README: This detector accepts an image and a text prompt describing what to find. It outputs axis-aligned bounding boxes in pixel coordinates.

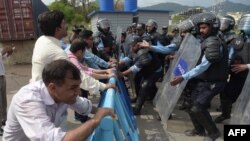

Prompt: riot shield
[153,33,201,125]
[230,72,250,124]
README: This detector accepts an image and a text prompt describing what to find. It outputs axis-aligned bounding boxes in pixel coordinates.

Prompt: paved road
[2,64,226,141]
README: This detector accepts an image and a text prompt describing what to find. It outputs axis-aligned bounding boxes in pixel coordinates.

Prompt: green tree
[48,1,99,27]
[172,15,186,25]
[49,2,74,23]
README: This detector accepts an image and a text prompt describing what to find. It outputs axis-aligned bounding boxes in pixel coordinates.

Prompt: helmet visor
[220,18,231,31]
[99,20,110,29]
[238,15,250,30]
[238,15,250,34]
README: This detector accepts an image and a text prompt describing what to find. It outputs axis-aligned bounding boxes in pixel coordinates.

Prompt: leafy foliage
[171,15,186,25]
[49,2,76,23]
[48,1,99,27]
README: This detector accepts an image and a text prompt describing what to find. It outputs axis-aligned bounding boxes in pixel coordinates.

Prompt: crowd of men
[0,9,249,141]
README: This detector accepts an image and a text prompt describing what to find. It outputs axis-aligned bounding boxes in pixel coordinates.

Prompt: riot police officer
[118,35,162,115]
[161,26,168,36]
[146,19,161,45]
[170,12,228,141]
[93,18,115,62]
[215,14,250,123]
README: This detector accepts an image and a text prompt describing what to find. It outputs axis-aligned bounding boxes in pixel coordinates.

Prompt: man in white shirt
[31,10,114,95]
[0,46,13,136]
[3,59,115,141]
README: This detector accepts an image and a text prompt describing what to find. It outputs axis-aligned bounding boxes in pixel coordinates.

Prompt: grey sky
[41,0,250,7]
[137,0,250,7]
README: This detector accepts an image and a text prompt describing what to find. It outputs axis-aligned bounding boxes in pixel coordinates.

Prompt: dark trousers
[135,70,162,111]
[188,81,225,138]
[219,73,247,117]
[221,74,247,103]
[0,76,7,127]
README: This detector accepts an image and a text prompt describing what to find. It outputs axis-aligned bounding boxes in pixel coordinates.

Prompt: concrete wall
[0,40,35,64]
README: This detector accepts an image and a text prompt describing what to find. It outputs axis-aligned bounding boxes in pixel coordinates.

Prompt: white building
[88,9,170,34]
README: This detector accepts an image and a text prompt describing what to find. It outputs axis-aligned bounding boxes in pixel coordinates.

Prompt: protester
[68,39,114,80]
[0,46,14,136]
[31,10,115,95]
[3,59,115,141]
[78,30,116,69]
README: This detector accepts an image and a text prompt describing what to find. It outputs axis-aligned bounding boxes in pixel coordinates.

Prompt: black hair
[78,30,93,40]
[42,59,81,86]
[38,10,64,36]
[70,39,87,53]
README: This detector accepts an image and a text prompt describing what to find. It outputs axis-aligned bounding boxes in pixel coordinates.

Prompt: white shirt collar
[40,81,56,106]
[43,35,61,48]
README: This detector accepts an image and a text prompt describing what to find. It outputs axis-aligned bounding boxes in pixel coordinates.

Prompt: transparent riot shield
[230,72,250,124]
[153,33,201,125]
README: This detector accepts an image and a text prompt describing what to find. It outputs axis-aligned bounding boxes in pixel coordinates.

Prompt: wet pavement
[2,64,226,141]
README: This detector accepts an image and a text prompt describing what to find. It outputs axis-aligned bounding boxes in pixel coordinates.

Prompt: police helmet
[177,19,195,33]
[132,22,137,27]
[96,18,110,33]
[162,26,168,30]
[192,12,220,34]
[238,14,250,35]
[219,15,235,32]
[146,19,158,29]
[136,23,146,31]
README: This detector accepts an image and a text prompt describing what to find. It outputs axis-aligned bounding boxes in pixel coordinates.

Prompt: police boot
[214,100,232,123]
[146,85,157,101]
[130,97,137,103]
[185,113,206,136]
[133,96,144,115]
[196,111,220,141]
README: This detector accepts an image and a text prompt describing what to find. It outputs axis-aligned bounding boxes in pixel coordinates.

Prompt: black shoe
[203,131,220,141]
[133,107,141,115]
[130,97,137,103]
[184,129,206,136]
[214,115,230,123]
